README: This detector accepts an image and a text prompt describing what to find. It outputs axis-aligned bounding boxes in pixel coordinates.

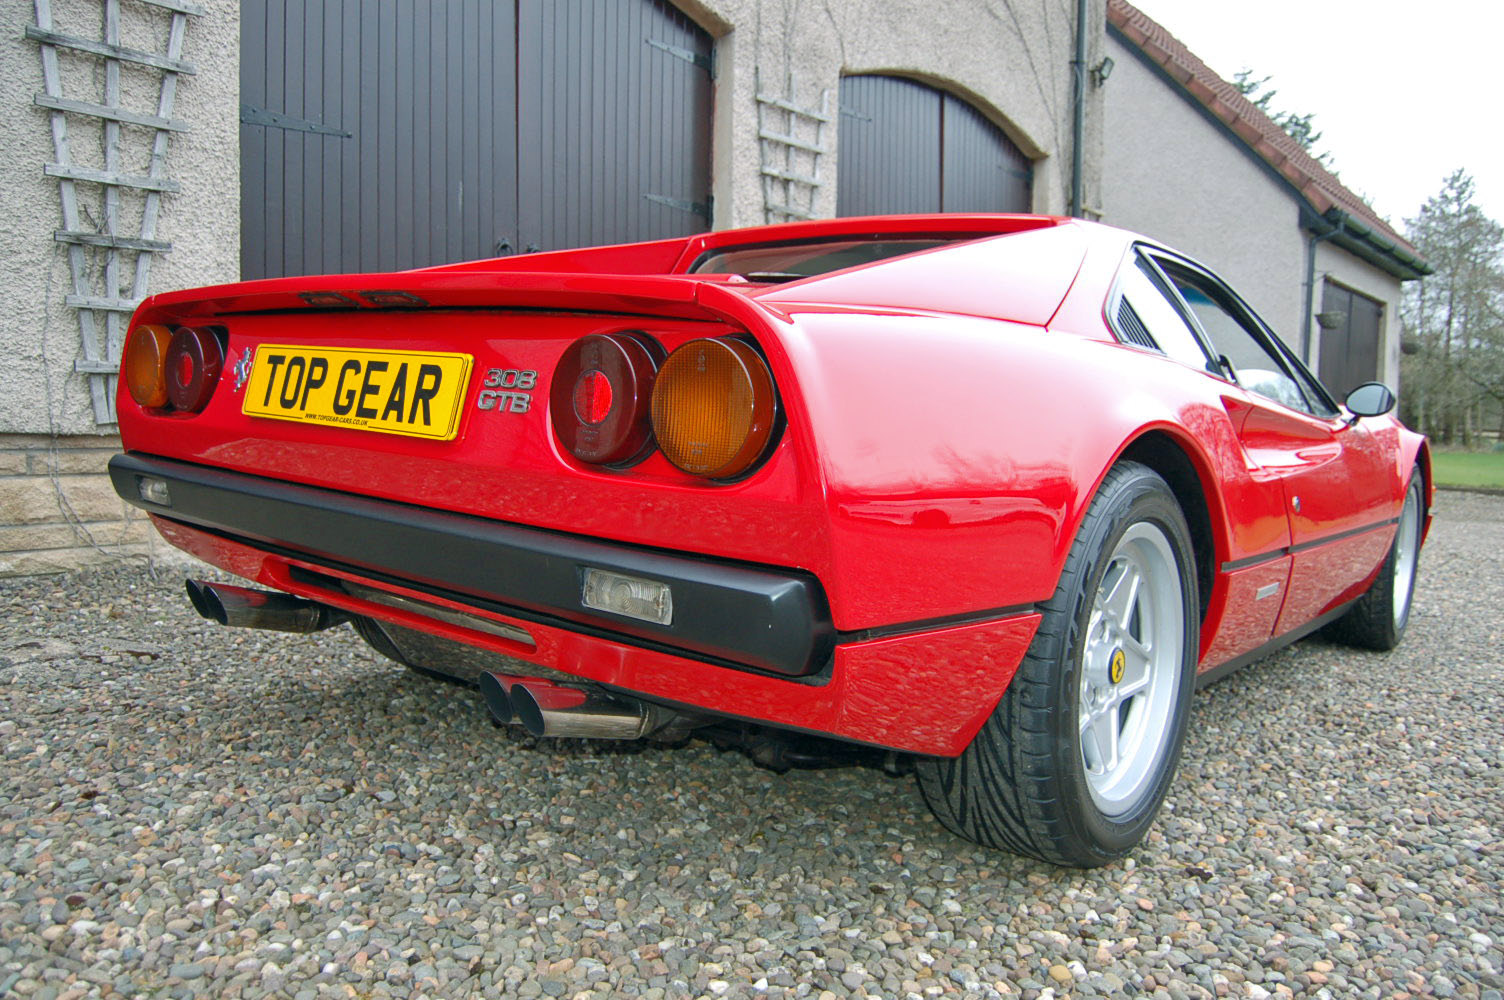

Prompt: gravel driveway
[1,493,1500,1000]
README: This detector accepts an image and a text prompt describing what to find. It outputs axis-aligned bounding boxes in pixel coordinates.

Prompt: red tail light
[124,324,224,413]
[549,333,662,465]
[164,326,224,413]
[573,369,614,426]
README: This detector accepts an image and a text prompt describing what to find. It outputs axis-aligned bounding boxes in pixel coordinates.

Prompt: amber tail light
[549,333,663,465]
[651,338,777,480]
[123,324,173,408]
[124,324,223,413]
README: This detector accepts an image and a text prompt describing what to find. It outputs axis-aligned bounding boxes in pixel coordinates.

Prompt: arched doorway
[837,74,1032,216]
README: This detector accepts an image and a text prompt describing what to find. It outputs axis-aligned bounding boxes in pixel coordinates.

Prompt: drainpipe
[1301,214,1342,364]
[1070,0,1089,217]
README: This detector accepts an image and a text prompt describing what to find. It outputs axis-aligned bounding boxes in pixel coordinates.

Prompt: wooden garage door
[836,75,1032,217]
[241,0,713,279]
[1319,280,1383,398]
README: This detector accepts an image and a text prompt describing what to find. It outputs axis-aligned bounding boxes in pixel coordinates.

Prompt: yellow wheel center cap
[1109,648,1126,685]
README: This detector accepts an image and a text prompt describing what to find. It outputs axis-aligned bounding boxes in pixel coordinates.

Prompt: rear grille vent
[1116,300,1161,352]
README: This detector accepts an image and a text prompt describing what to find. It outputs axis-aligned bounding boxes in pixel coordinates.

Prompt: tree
[1232,69,1329,165]
[1400,170,1504,444]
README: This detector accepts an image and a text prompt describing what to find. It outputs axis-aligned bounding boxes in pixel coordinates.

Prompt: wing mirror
[1343,382,1395,422]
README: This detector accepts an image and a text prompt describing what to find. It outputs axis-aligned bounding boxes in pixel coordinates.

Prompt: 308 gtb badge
[475,368,538,414]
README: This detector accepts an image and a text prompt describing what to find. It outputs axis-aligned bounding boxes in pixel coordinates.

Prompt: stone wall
[1,0,240,577]
[0,433,155,576]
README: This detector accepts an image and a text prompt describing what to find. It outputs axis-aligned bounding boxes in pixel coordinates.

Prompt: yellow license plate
[242,345,474,440]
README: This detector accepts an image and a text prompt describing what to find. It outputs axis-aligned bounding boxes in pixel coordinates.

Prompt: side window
[1113,255,1213,370]
[1155,259,1324,415]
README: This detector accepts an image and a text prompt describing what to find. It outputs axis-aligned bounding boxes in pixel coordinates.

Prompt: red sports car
[111,215,1430,866]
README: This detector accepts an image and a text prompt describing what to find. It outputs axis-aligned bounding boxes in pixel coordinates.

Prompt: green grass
[1430,449,1504,490]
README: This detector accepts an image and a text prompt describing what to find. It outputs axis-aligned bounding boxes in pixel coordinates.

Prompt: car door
[1111,251,1291,669]
[1145,253,1397,637]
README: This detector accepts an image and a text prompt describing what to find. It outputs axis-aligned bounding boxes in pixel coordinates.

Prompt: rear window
[690,238,952,281]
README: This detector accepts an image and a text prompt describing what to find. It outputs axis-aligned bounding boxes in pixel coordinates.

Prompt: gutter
[1300,206,1434,364]
[1300,215,1340,364]
[1070,0,1089,217]
[1322,208,1432,280]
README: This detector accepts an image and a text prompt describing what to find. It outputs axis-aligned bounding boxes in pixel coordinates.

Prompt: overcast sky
[1123,0,1504,233]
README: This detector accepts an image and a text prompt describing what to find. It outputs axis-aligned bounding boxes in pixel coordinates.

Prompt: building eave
[1106,4,1432,281]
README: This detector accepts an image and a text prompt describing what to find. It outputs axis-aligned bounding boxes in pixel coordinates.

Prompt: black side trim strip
[1288,516,1399,556]
[1218,516,1399,574]
[836,603,1037,645]
[110,453,832,677]
[1195,598,1356,689]
[1220,550,1285,573]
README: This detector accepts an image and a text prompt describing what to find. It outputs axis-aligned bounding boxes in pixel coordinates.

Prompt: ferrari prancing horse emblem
[1109,648,1126,685]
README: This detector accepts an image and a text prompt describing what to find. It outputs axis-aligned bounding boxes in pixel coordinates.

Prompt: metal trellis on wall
[26,0,201,425]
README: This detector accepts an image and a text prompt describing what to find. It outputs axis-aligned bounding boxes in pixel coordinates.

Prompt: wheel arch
[1410,435,1435,544]
[1112,429,1224,624]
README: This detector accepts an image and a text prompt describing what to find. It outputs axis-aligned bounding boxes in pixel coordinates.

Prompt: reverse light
[136,476,172,506]
[123,324,174,408]
[164,326,224,413]
[650,338,777,479]
[581,568,673,625]
[550,333,662,465]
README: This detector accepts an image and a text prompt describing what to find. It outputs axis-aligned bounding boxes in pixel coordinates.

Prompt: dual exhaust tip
[480,671,654,740]
[185,579,344,634]
[183,578,654,742]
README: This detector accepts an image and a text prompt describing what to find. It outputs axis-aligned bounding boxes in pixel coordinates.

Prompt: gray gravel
[1,492,1501,1000]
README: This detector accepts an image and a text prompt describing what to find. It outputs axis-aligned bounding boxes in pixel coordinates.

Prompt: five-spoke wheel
[916,461,1199,866]
[1078,522,1186,818]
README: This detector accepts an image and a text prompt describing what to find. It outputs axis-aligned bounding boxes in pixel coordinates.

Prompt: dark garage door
[1319,280,1383,398]
[836,74,1032,217]
[241,0,713,279]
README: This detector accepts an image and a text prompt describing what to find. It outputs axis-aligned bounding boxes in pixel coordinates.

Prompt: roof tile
[1107,0,1416,254]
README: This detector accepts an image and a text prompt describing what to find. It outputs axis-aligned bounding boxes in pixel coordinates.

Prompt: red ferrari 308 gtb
[111,215,1429,866]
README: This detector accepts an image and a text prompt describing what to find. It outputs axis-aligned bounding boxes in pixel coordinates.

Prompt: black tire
[915,461,1200,867]
[1324,470,1424,651]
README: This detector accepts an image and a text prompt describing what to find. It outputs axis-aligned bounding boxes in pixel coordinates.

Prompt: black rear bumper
[109,453,833,677]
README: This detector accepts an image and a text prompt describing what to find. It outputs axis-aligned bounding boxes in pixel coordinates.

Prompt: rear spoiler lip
[128,271,729,327]
[132,214,1076,327]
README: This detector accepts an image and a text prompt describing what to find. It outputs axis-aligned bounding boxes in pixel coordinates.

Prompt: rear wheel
[915,461,1199,866]
[1325,470,1424,651]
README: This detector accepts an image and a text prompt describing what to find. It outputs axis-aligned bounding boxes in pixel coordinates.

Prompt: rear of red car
[111,219,1062,756]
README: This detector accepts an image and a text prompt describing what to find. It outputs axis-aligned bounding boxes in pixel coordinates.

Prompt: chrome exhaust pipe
[479,671,654,740]
[185,580,345,634]
[478,670,515,725]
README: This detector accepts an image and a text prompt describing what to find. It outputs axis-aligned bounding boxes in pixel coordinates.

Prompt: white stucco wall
[1313,243,1404,390]
[684,0,1104,227]
[1099,32,1308,350]
[0,0,241,437]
